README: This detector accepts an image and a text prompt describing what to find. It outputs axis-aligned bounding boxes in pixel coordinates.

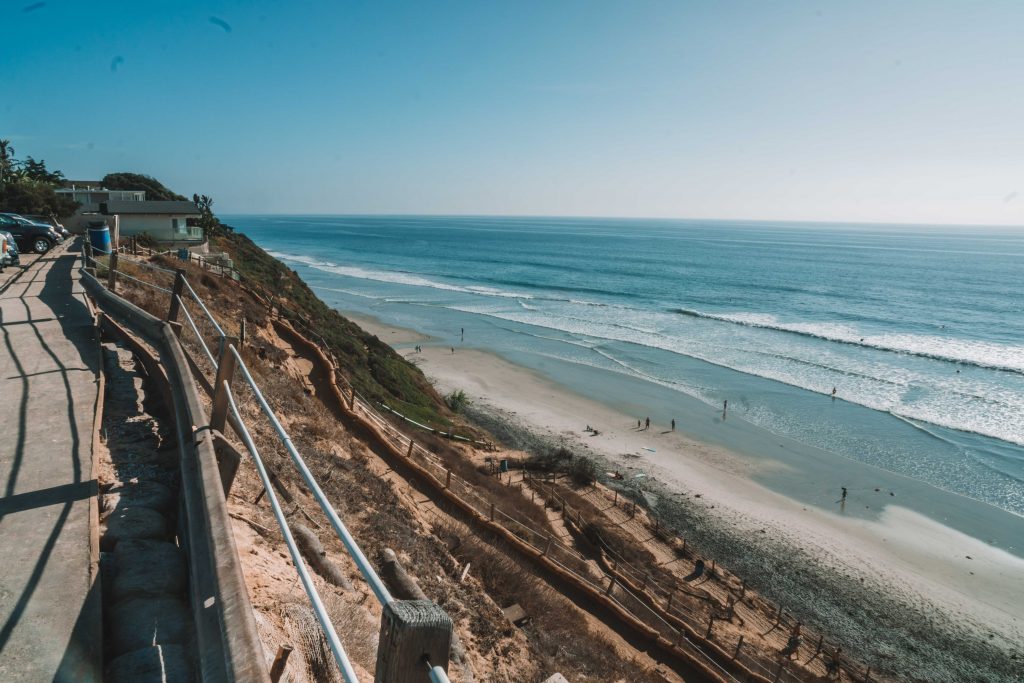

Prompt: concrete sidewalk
[0,244,101,681]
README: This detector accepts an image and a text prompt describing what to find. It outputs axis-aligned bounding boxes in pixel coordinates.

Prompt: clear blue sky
[4,1,1023,224]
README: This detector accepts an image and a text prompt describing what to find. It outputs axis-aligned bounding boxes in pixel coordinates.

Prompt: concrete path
[0,243,101,681]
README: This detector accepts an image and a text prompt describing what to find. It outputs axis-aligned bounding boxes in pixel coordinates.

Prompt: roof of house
[102,200,200,215]
[61,180,105,189]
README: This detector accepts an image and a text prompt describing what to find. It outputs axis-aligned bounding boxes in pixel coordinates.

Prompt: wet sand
[341,310,1024,680]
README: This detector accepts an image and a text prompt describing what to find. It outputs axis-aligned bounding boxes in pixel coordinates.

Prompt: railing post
[705,615,714,639]
[489,503,495,521]
[445,469,452,488]
[349,386,356,409]
[167,269,186,322]
[407,440,414,457]
[107,250,118,293]
[605,576,615,595]
[239,316,246,347]
[209,337,239,432]
[375,600,452,683]
[733,634,744,659]
[268,645,292,682]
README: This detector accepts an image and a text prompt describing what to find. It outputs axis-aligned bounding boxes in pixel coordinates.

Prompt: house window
[172,218,185,234]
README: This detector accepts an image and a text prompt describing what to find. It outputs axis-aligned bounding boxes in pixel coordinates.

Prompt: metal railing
[81,241,452,683]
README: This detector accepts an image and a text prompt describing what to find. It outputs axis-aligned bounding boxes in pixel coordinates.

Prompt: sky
[3,0,1023,225]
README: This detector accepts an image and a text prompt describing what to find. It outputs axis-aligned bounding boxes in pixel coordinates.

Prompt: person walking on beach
[832,386,837,398]
[637,419,641,429]
[451,347,455,354]
[840,487,848,506]
[645,416,650,430]
[723,399,728,414]
[461,327,464,341]
[671,418,675,430]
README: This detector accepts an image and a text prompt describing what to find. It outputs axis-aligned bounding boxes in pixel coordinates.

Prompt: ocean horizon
[225,214,1024,551]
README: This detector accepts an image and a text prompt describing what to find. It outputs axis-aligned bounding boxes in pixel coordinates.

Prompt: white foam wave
[268,251,536,300]
[680,308,1024,374]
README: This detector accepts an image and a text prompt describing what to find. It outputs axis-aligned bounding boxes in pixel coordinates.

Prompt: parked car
[1,230,19,266]
[0,213,63,253]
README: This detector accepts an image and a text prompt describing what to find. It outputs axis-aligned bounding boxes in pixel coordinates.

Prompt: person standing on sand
[451,347,454,354]
[671,418,675,430]
[645,416,650,430]
[723,399,728,413]
[637,419,641,429]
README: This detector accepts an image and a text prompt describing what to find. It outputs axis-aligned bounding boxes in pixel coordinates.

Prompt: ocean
[225,215,1024,539]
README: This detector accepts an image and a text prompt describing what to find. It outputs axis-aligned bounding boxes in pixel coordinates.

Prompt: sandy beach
[348,311,1024,677]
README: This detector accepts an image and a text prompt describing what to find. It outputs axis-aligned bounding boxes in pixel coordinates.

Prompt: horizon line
[216,211,1024,230]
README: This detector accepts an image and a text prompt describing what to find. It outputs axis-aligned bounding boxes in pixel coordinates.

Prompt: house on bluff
[58,181,205,248]
[96,200,204,246]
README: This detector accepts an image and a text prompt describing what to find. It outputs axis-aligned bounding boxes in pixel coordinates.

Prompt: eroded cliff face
[110,254,677,683]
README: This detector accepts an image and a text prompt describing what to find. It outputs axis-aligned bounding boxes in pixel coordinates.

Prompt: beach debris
[502,603,528,626]
[644,447,656,452]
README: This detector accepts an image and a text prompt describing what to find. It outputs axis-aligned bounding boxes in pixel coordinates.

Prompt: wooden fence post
[666,592,674,611]
[705,615,714,639]
[406,440,414,457]
[374,600,452,683]
[630,500,636,519]
[445,469,452,488]
[605,576,616,595]
[489,503,495,521]
[107,250,118,293]
[239,317,246,347]
[167,270,186,322]
[733,635,744,659]
[268,645,292,682]
[349,386,356,409]
[209,337,239,432]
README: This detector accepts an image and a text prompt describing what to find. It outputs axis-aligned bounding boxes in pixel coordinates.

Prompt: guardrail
[81,241,454,683]
[86,241,880,683]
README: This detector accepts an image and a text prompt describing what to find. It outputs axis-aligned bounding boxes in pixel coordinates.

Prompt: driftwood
[292,524,353,590]
[381,548,475,682]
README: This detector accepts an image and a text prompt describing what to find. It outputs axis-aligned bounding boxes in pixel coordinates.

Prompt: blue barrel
[88,226,111,255]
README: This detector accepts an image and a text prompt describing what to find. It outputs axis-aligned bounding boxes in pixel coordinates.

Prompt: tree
[0,178,79,217]
[192,193,231,237]
[0,139,14,185]
[17,156,64,184]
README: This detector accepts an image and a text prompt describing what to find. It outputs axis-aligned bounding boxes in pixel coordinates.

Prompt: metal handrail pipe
[224,384,360,683]
[228,344,395,607]
[182,276,226,338]
[426,663,452,683]
[177,295,218,368]
[122,256,177,275]
[115,270,174,294]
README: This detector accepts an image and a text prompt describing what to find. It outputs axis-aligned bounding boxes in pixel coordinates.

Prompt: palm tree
[0,139,15,185]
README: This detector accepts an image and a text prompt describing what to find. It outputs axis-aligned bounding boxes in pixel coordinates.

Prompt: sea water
[226,215,1024,536]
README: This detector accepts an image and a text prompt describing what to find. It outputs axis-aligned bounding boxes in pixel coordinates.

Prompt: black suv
[0,213,62,254]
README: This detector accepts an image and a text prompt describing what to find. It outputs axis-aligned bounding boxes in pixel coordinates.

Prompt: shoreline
[347,309,1023,680]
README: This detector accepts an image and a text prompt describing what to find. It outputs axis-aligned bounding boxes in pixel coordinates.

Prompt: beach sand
[345,311,1023,677]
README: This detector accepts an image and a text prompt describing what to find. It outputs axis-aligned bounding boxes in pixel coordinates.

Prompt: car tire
[32,237,52,254]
